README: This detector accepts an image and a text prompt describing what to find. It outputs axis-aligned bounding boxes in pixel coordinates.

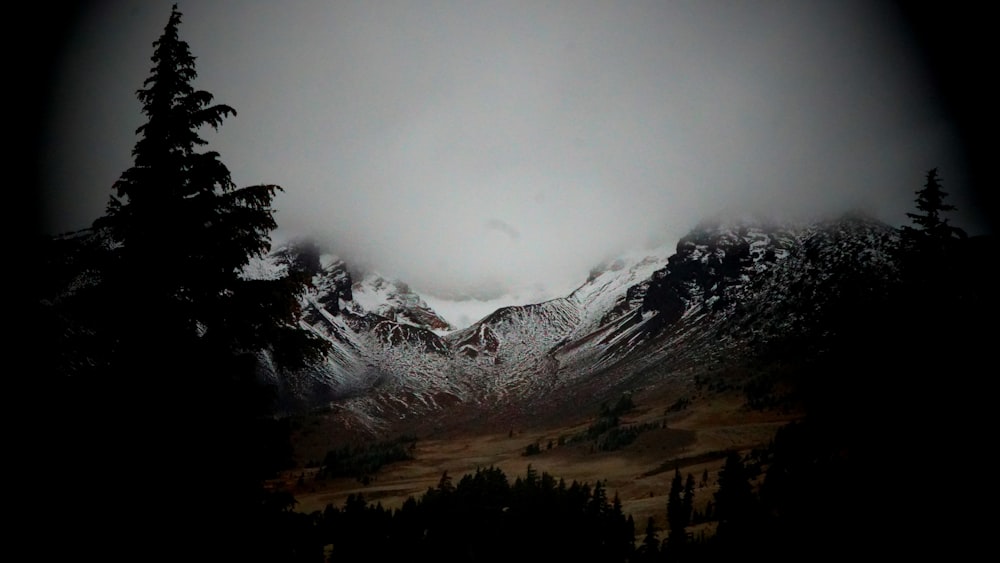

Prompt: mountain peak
[349,272,453,332]
[271,216,903,433]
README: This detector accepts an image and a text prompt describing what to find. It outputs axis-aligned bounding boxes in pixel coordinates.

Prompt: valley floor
[280,388,801,535]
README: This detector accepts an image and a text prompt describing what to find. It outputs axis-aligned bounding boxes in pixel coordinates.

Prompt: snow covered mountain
[271,213,901,433]
[543,214,900,400]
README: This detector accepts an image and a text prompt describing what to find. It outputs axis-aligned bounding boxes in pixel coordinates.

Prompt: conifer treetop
[92,4,325,367]
[902,168,966,250]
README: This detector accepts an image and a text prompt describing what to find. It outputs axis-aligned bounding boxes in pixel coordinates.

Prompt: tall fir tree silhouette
[901,168,966,256]
[94,4,325,368]
[50,6,328,560]
[713,452,758,548]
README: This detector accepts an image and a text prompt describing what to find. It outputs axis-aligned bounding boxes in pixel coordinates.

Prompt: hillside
[271,213,902,437]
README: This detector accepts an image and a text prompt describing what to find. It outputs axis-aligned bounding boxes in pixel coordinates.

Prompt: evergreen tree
[48,6,326,560]
[901,168,966,254]
[437,470,455,494]
[667,468,685,541]
[637,517,660,561]
[714,452,759,548]
[682,472,696,527]
[93,4,325,367]
[666,469,694,550]
[889,172,995,556]
[589,480,608,515]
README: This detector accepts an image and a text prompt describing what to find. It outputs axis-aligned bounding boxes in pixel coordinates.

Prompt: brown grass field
[279,383,802,537]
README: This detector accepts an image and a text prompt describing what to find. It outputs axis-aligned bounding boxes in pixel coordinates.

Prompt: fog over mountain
[39,1,992,301]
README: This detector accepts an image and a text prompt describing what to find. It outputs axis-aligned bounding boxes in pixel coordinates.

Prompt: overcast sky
[38,1,991,302]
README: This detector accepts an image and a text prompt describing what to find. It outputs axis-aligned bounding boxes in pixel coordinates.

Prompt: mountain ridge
[272,213,903,434]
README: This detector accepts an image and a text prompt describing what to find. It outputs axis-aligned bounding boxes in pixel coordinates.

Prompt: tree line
[287,465,636,562]
[315,435,417,484]
[275,418,857,563]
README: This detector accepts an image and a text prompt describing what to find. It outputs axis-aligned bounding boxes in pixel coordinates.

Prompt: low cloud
[41,1,991,303]
[485,219,520,241]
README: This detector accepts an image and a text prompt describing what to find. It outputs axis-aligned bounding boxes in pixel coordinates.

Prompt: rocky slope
[275,213,901,433]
